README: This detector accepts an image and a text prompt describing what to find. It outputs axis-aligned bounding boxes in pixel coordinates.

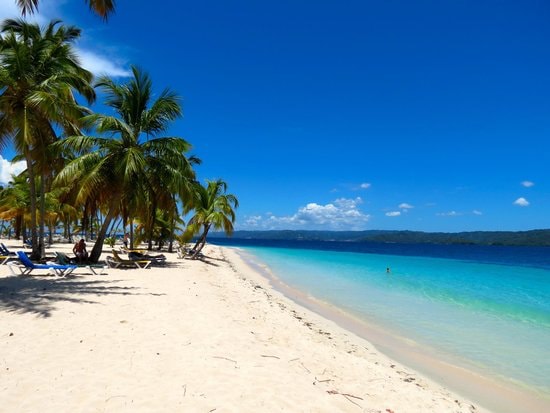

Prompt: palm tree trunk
[89,198,119,263]
[129,218,134,249]
[192,223,211,258]
[147,197,157,250]
[38,173,46,258]
[24,151,39,259]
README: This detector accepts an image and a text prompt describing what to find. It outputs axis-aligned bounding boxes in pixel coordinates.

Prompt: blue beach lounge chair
[0,243,16,256]
[10,251,77,276]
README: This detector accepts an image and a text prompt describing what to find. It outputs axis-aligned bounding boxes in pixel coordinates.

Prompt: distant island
[209,229,550,247]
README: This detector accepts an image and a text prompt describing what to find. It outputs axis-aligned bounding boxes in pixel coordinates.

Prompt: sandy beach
[0,241,492,412]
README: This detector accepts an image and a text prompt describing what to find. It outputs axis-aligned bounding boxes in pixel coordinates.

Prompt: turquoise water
[235,245,550,395]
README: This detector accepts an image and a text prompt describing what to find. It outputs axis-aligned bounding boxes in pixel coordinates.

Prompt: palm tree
[185,179,239,258]
[55,66,196,262]
[0,172,30,240]
[17,0,115,20]
[0,19,95,258]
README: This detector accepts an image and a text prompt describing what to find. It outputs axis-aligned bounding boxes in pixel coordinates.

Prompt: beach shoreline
[233,247,550,413]
[0,241,541,412]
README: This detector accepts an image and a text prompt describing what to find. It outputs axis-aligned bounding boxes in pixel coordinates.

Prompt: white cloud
[472,210,483,215]
[513,197,529,207]
[0,156,26,185]
[436,211,461,217]
[521,181,534,188]
[76,48,131,78]
[240,197,371,230]
[243,215,262,227]
[399,203,414,209]
[359,183,371,189]
[0,0,60,25]
[0,3,130,79]
[385,211,401,217]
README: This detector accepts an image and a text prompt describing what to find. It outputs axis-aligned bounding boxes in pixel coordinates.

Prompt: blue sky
[1,0,548,232]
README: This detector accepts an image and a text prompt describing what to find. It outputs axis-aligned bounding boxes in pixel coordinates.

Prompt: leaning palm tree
[55,66,196,262]
[17,0,115,20]
[0,19,95,258]
[184,179,239,259]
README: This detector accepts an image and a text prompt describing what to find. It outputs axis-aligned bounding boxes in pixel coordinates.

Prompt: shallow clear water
[214,240,550,395]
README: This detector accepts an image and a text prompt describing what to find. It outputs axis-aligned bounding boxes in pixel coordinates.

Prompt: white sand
[0,241,491,412]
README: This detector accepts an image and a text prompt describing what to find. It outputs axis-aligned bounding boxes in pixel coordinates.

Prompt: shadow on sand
[0,276,161,318]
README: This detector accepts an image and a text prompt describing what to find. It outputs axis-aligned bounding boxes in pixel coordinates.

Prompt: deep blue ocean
[211,238,550,396]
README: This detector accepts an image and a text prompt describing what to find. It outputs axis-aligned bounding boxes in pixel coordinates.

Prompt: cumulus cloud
[385,211,401,217]
[472,210,483,215]
[240,197,371,230]
[0,2,130,79]
[513,197,529,207]
[521,181,534,188]
[243,215,263,227]
[76,49,131,78]
[0,156,26,185]
[399,203,414,209]
[359,183,371,189]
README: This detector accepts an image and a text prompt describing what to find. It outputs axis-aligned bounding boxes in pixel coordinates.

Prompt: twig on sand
[300,362,311,373]
[213,356,237,364]
[327,390,364,408]
[260,354,280,359]
[315,378,332,383]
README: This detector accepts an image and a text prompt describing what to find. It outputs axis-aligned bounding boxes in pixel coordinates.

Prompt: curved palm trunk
[89,198,119,263]
[192,223,211,259]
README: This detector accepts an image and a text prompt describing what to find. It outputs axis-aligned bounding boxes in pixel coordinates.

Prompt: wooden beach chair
[0,255,12,265]
[106,250,151,269]
[9,251,77,276]
[127,250,166,265]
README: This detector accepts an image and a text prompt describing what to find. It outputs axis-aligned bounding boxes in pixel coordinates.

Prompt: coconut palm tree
[17,0,115,20]
[0,18,95,258]
[0,172,30,240]
[55,66,196,262]
[185,179,238,259]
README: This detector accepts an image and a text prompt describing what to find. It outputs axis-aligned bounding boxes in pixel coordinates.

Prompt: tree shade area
[0,18,238,262]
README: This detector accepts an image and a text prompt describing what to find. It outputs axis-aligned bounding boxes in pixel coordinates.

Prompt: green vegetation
[210,229,550,247]
[183,180,239,258]
[0,18,238,262]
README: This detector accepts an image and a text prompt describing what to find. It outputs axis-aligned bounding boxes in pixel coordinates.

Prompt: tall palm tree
[0,18,95,258]
[55,66,196,262]
[185,179,239,258]
[17,0,116,20]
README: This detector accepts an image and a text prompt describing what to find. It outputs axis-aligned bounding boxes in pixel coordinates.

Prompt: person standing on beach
[123,233,130,249]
